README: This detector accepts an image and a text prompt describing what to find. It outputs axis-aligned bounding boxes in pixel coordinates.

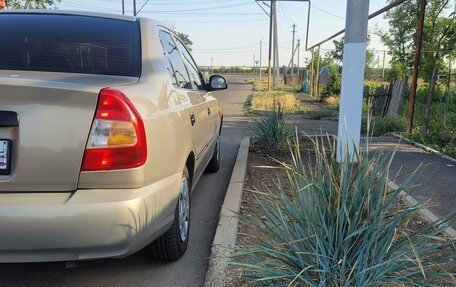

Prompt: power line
[255,1,270,16]
[278,2,293,26]
[139,1,254,13]
[194,43,260,51]
[312,5,345,20]
[170,18,268,23]
[137,0,152,15]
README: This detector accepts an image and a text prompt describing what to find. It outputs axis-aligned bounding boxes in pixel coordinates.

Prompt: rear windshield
[0,14,141,77]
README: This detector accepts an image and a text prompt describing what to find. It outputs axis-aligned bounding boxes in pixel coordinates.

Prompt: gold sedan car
[0,10,226,263]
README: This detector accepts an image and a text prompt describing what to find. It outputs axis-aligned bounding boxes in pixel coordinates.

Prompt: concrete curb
[387,181,456,238]
[204,138,250,287]
[391,132,456,163]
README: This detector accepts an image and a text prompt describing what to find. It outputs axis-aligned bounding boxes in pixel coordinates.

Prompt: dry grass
[246,78,268,91]
[252,91,305,113]
[324,96,340,108]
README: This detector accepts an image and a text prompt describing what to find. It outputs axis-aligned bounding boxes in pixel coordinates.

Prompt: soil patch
[223,140,455,286]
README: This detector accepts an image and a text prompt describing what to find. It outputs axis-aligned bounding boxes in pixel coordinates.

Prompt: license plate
[0,140,11,175]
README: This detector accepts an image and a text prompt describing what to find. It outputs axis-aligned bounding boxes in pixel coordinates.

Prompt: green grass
[362,116,407,136]
[302,110,338,120]
[401,86,456,158]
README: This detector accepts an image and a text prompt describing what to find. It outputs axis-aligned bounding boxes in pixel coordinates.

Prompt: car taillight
[81,88,147,171]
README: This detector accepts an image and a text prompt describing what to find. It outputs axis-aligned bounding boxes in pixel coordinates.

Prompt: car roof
[0,9,158,24]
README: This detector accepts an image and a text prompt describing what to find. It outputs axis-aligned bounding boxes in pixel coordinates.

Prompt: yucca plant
[231,135,456,286]
[253,103,292,151]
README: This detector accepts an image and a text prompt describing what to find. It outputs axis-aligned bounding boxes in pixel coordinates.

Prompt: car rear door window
[158,30,192,89]
[174,39,204,91]
[0,14,140,77]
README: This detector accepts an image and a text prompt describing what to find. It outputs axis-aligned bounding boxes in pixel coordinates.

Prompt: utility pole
[310,48,315,97]
[407,0,426,134]
[381,50,386,81]
[315,45,321,97]
[337,0,370,162]
[258,0,311,89]
[211,57,214,75]
[260,40,263,79]
[297,39,301,77]
[133,0,137,16]
[273,0,280,87]
[291,24,297,76]
[253,54,256,74]
[122,0,125,15]
[267,1,274,91]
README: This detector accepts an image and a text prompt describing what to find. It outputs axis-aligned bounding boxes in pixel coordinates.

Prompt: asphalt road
[0,74,253,287]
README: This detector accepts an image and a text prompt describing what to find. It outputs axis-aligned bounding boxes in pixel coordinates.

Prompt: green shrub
[243,94,255,116]
[302,110,337,120]
[253,104,292,151]
[362,116,407,136]
[231,136,455,286]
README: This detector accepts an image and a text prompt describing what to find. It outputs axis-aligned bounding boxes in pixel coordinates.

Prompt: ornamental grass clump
[253,104,292,151]
[231,136,456,286]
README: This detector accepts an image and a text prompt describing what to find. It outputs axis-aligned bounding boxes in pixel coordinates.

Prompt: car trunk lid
[0,71,138,192]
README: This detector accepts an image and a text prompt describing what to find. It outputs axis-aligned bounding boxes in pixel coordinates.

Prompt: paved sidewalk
[369,137,455,221]
[291,118,454,225]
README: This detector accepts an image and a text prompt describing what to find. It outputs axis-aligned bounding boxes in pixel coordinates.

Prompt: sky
[55,0,393,67]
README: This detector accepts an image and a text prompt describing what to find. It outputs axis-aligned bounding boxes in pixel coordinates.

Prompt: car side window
[158,30,192,89]
[174,38,204,91]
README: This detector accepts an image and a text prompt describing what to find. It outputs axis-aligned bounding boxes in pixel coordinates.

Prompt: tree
[420,1,456,80]
[161,22,194,51]
[7,0,60,9]
[329,37,375,77]
[378,0,455,80]
[176,32,193,51]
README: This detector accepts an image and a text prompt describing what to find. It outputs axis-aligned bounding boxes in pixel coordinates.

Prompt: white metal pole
[291,24,296,76]
[337,0,370,162]
[260,40,263,79]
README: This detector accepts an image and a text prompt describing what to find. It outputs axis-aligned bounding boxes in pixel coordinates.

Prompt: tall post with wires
[297,39,301,78]
[267,1,274,91]
[273,0,280,87]
[260,40,263,79]
[291,24,296,76]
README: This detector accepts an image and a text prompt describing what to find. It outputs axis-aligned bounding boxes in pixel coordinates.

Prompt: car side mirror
[208,75,228,91]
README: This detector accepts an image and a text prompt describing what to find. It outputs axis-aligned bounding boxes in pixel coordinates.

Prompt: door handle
[190,112,196,126]
[207,107,211,116]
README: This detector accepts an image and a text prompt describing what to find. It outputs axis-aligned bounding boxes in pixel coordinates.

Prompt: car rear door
[173,38,216,148]
[158,30,209,159]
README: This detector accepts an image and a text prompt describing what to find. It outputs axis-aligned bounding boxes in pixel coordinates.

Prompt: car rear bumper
[0,172,181,263]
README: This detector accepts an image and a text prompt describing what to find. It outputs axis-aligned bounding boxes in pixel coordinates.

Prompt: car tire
[150,167,190,262]
[205,136,220,173]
